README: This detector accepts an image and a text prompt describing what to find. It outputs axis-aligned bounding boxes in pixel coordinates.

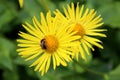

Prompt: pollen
[40,35,59,53]
[73,23,85,37]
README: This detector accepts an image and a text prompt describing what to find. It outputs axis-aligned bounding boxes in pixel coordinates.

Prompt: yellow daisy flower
[55,3,107,60]
[17,11,80,75]
[18,0,23,8]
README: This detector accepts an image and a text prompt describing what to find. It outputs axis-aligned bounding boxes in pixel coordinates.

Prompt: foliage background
[0,0,120,80]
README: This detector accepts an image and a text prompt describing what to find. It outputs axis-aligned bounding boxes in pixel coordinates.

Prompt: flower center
[73,23,85,37]
[40,35,58,53]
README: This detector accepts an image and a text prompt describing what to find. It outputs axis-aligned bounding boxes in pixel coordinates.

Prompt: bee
[40,39,46,49]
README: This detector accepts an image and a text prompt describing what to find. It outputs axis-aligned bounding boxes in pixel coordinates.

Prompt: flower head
[55,3,107,60]
[17,11,80,75]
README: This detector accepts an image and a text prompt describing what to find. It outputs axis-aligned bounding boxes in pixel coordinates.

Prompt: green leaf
[0,1,17,30]
[36,70,61,80]
[3,70,19,80]
[86,0,120,28]
[108,65,120,80]
[22,0,43,22]
[40,0,56,11]
[0,37,15,70]
[98,2,120,28]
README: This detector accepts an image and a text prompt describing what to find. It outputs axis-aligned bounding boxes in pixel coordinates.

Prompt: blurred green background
[0,0,120,80]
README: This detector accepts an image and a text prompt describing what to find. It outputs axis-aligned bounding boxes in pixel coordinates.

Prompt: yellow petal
[25,50,43,61]
[57,49,72,62]
[46,54,51,72]
[30,53,46,67]
[56,52,67,66]
[19,0,23,8]
[84,36,103,49]
[18,32,40,42]
[79,45,86,60]
[33,16,47,35]
[82,42,90,55]
[52,54,57,70]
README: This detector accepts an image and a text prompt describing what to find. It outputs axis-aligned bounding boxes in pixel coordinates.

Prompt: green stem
[35,0,49,11]
[35,0,49,12]
[41,0,49,11]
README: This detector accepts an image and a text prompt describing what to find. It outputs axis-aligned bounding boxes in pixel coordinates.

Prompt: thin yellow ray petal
[56,31,66,40]
[17,39,39,44]
[46,11,52,26]
[35,53,48,70]
[52,16,57,33]
[57,52,67,66]
[25,51,42,61]
[90,16,102,26]
[83,9,96,26]
[88,23,104,29]
[92,42,103,49]
[39,60,46,72]
[40,13,49,33]
[60,36,80,44]
[18,48,40,56]
[86,9,96,21]
[34,60,43,71]
[56,24,69,38]
[73,46,80,60]
[84,36,102,43]
[82,42,90,55]
[71,46,79,61]
[25,22,37,30]
[57,48,72,62]
[63,7,70,19]
[18,43,39,48]
[60,42,78,48]
[19,0,23,8]
[75,51,79,61]
[22,24,41,39]
[79,5,84,18]
[58,48,71,55]
[86,17,103,29]
[55,52,67,66]
[82,8,89,19]
[79,45,86,60]
[17,47,39,53]
[67,4,72,19]
[59,31,78,42]
[17,46,40,52]
[39,54,50,72]
[41,69,45,76]
[71,3,75,20]
[55,9,68,23]
[54,10,68,35]
[33,16,47,35]
[84,36,103,49]
[81,39,93,49]
[52,53,57,70]
[18,32,40,42]
[46,11,53,33]
[25,22,43,37]
[92,16,103,24]
[32,18,42,32]
[54,53,60,66]
[66,24,77,34]
[76,3,80,21]
[86,32,107,37]
[88,29,107,32]
[82,9,92,23]
[30,53,46,67]
[46,54,51,72]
